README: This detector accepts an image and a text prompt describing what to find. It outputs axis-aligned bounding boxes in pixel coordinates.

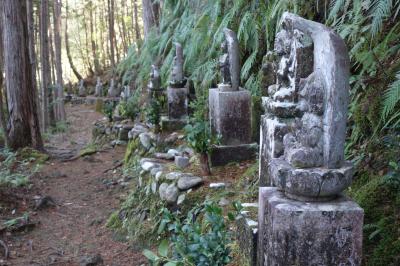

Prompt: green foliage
[328,0,400,145]
[347,133,400,265]
[144,200,234,266]
[102,101,116,122]
[107,155,166,245]
[49,121,69,134]
[117,0,324,98]
[118,92,141,121]
[0,148,45,187]
[184,86,217,155]
[146,98,162,127]
[184,122,215,155]
[382,72,400,127]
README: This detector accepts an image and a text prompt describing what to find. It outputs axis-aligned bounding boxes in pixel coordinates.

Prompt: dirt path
[2,104,146,266]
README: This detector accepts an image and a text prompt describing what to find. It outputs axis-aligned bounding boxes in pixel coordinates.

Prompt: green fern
[370,0,394,37]
[382,72,400,121]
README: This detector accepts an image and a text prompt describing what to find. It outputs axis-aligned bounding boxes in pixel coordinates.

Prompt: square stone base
[161,116,188,132]
[209,88,252,145]
[258,187,363,266]
[167,87,189,119]
[210,143,258,167]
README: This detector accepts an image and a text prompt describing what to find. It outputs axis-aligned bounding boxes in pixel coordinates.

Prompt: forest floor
[0,104,146,266]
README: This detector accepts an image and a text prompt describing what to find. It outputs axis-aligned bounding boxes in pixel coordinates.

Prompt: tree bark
[2,0,43,150]
[0,2,9,147]
[133,0,142,45]
[40,0,53,128]
[65,0,83,82]
[89,0,100,75]
[53,0,65,121]
[142,0,159,39]
[27,0,43,135]
[108,0,116,69]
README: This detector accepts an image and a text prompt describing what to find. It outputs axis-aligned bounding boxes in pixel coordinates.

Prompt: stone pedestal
[161,116,187,131]
[167,87,188,120]
[258,187,364,266]
[210,143,258,167]
[236,215,258,266]
[160,86,189,131]
[209,87,256,166]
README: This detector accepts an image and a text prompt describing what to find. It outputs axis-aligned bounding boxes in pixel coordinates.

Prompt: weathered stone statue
[218,28,240,91]
[121,85,131,101]
[257,12,363,266]
[108,78,118,97]
[148,64,161,91]
[78,79,86,97]
[162,43,189,131]
[94,77,103,97]
[170,42,185,87]
[208,28,257,166]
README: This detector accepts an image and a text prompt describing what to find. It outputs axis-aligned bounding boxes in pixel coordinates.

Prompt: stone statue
[78,79,86,97]
[170,42,185,87]
[121,85,131,100]
[108,78,118,97]
[94,77,103,97]
[148,64,161,91]
[219,28,240,91]
[263,12,353,200]
[257,13,363,266]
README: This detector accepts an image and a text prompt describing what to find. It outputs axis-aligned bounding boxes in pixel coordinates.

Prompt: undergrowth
[0,148,48,187]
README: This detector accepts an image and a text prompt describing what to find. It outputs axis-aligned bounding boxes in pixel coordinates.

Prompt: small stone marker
[208,28,257,166]
[78,79,86,97]
[107,78,118,97]
[257,12,364,266]
[175,156,189,168]
[162,42,189,131]
[94,77,102,97]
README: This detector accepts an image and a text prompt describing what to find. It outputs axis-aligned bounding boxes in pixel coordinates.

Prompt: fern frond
[370,0,393,37]
[382,71,400,120]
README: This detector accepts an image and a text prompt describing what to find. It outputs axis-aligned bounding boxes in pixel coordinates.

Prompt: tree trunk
[40,0,53,128]
[142,0,159,39]
[0,3,9,147]
[199,153,211,176]
[53,0,65,121]
[27,0,44,136]
[89,0,100,74]
[133,0,142,45]
[108,0,116,69]
[65,0,83,82]
[2,0,43,150]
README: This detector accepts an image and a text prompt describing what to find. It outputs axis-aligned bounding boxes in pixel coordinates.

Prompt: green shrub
[103,101,116,122]
[118,92,141,121]
[144,201,234,266]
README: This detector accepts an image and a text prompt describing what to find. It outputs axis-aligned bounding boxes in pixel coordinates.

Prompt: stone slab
[161,116,188,132]
[258,187,363,266]
[209,88,252,145]
[167,87,188,120]
[236,215,258,266]
[210,143,258,167]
